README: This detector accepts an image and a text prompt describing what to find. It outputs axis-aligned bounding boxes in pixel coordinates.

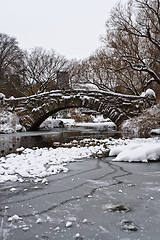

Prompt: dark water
[0,125,150,157]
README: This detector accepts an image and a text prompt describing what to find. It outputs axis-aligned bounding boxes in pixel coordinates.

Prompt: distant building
[57,71,69,90]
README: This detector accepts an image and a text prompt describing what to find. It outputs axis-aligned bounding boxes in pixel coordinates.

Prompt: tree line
[0,0,160,98]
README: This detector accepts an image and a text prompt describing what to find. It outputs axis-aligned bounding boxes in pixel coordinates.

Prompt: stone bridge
[0,89,155,131]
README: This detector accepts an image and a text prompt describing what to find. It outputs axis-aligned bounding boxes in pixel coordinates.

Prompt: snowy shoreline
[0,137,160,183]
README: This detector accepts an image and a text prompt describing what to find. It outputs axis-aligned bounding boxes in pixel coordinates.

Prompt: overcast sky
[0,0,124,60]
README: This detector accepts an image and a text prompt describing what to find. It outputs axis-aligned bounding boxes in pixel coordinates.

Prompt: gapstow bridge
[0,89,155,131]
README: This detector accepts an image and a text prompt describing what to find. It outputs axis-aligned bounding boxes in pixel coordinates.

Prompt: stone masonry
[0,90,155,131]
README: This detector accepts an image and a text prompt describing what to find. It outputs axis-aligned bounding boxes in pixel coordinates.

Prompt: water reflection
[0,126,150,157]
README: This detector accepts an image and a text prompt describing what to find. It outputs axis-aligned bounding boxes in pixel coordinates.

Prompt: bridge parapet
[0,90,155,131]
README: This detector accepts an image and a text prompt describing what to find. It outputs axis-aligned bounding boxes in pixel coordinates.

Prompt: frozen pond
[1,156,160,240]
[0,124,160,239]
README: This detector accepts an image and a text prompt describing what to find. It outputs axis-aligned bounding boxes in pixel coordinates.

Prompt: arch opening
[30,105,112,131]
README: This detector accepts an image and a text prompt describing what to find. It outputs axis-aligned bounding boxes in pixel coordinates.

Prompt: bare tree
[24,47,68,95]
[68,48,146,95]
[102,0,160,92]
[69,49,119,92]
[0,33,25,97]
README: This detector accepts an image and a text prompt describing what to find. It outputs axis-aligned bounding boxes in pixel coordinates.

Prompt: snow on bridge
[0,89,155,131]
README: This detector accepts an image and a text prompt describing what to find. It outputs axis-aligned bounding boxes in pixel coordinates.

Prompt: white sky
[0,0,124,60]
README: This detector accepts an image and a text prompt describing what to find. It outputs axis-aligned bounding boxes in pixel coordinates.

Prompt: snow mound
[110,143,160,162]
[75,121,116,130]
[150,129,160,135]
[121,102,160,134]
[0,144,107,183]
[0,110,25,134]
[0,137,160,183]
[40,118,64,129]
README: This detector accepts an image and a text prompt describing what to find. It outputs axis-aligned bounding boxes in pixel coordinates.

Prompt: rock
[120,220,138,232]
[65,221,72,228]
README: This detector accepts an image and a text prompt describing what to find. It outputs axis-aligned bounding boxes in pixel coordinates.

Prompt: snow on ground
[110,142,160,162]
[74,121,116,129]
[0,111,115,133]
[109,137,160,163]
[40,115,116,130]
[40,118,64,129]
[39,117,75,129]
[75,115,116,129]
[0,110,25,134]
[121,102,160,134]
[0,137,160,183]
[0,143,106,183]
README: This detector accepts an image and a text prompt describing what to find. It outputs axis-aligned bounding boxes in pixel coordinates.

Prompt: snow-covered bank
[121,102,160,134]
[0,110,25,134]
[0,143,107,183]
[110,142,160,162]
[0,137,160,183]
[74,121,116,130]
[40,119,65,129]
[0,111,116,133]
[40,116,116,130]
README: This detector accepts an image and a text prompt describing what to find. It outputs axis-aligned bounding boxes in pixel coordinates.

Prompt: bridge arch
[22,95,117,130]
[2,89,154,131]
